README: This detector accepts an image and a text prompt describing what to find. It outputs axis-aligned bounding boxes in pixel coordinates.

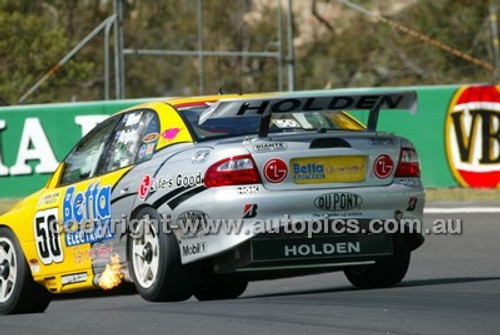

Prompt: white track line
[424,207,500,214]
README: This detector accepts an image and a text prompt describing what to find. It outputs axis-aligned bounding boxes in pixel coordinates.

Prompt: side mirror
[46,163,65,189]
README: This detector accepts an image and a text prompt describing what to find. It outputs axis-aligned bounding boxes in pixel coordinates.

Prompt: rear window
[179,107,365,141]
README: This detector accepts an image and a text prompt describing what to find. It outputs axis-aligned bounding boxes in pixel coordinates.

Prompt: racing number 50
[34,208,64,265]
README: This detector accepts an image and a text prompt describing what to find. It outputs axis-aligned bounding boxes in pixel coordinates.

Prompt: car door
[32,109,160,292]
[93,109,161,273]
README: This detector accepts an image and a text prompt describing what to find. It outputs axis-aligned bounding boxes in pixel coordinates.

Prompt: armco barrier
[0,84,497,197]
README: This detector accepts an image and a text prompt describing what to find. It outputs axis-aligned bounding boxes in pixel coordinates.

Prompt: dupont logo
[446,85,500,187]
[314,192,363,211]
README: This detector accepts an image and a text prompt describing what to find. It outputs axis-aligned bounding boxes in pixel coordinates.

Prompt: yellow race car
[0,91,424,314]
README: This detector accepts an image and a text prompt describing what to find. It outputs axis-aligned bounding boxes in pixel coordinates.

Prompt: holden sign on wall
[446,85,500,188]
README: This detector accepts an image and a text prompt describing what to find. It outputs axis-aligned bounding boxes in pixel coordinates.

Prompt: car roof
[162,93,276,107]
[115,93,276,115]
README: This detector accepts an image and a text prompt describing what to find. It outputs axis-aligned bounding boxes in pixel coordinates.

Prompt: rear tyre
[344,236,410,289]
[128,207,196,302]
[0,227,51,314]
[194,276,248,301]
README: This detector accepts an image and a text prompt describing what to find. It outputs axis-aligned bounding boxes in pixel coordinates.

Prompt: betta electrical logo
[63,182,114,246]
[446,85,500,188]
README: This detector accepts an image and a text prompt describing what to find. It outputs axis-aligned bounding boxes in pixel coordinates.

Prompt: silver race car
[0,91,424,313]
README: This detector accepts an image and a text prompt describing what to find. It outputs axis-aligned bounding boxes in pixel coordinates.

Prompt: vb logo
[446,85,500,187]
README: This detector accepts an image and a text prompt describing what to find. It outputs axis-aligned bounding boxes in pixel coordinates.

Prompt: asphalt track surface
[1,202,499,334]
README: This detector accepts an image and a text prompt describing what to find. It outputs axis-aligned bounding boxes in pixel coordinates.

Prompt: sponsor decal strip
[61,273,88,286]
[201,94,416,120]
[237,185,260,194]
[254,142,287,152]
[182,242,208,256]
[251,234,393,262]
[148,172,204,206]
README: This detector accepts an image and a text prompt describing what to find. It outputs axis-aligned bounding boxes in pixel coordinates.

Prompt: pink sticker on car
[162,128,181,141]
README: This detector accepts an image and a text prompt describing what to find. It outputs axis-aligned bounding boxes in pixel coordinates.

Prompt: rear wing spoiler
[199,91,418,136]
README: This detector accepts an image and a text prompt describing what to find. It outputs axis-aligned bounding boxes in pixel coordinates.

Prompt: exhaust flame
[98,253,124,290]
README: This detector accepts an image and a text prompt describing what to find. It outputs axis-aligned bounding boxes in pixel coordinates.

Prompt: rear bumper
[210,231,423,279]
[168,180,424,264]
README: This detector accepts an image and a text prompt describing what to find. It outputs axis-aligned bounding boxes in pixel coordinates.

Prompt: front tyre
[0,227,51,314]
[128,207,195,302]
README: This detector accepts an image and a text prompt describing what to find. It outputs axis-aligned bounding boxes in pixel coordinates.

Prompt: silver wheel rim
[0,237,17,303]
[132,215,160,289]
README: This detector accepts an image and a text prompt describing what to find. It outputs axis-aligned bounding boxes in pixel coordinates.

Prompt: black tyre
[127,207,196,302]
[194,276,248,301]
[344,242,410,289]
[0,227,51,314]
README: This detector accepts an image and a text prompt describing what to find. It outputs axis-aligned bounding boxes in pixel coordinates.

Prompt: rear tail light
[204,154,261,187]
[395,147,420,177]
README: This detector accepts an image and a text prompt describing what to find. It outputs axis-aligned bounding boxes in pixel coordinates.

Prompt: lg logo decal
[263,158,288,183]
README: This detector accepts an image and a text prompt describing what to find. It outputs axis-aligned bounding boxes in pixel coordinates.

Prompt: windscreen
[179,106,365,141]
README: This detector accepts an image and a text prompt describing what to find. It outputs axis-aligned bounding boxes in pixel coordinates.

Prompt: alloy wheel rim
[132,215,160,289]
[0,238,17,303]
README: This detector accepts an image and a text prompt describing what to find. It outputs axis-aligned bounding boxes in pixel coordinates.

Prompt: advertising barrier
[0,84,496,197]
[0,99,148,197]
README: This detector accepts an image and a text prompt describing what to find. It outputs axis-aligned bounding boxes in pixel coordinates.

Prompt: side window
[60,116,120,186]
[100,110,160,174]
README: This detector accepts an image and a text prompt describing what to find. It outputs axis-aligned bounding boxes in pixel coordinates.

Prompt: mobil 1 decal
[446,85,500,187]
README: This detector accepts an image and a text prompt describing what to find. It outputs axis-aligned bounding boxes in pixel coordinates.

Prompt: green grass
[1,188,499,215]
